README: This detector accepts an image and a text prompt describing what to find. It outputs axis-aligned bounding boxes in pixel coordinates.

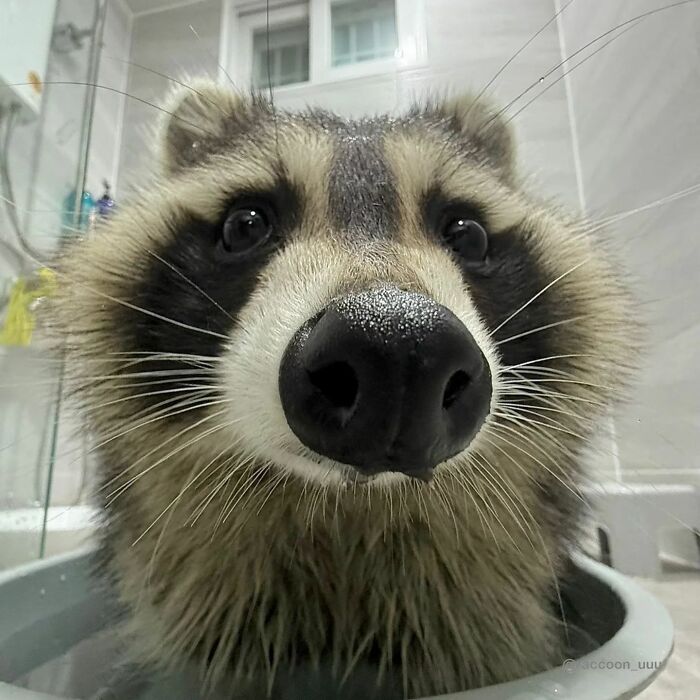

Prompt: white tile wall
[560,0,700,484]
[85,0,134,198]
[117,0,222,191]
[421,0,580,206]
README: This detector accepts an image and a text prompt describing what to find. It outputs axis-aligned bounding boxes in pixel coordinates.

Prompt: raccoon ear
[159,80,249,173]
[439,95,516,178]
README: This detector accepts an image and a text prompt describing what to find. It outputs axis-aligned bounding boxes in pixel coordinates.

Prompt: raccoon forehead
[318,115,521,239]
[158,83,520,226]
[159,116,522,242]
[382,130,526,234]
[156,124,333,222]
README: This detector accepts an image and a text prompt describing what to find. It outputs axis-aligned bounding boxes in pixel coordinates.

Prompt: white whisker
[496,316,587,346]
[491,260,588,336]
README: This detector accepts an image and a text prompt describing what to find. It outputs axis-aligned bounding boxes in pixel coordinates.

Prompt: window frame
[220,0,427,93]
[251,20,311,89]
[221,2,311,89]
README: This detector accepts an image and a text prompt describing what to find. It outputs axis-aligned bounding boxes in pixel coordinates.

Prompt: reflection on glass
[332,0,397,66]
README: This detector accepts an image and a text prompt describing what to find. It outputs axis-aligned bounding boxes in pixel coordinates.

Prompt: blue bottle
[62,189,94,233]
[96,180,116,219]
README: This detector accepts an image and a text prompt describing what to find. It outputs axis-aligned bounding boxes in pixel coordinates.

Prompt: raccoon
[52,81,634,698]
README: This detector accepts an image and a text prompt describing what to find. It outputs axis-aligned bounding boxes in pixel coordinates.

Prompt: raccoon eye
[220,205,273,256]
[441,218,489,263]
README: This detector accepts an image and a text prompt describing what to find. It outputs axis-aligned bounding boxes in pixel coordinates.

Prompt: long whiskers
[484,0,699,131]
[146,250,235,322]
[495,315,587,346]
[7,80,220,138]
[104,412,234,505]
[467,0,577,114]
[492,260,588,336]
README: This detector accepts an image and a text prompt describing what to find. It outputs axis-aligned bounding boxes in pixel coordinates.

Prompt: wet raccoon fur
[51,80,635,698]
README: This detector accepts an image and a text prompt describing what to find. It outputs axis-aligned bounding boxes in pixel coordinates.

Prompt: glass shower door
[0,0,104,570]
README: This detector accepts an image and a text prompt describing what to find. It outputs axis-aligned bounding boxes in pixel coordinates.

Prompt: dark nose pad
[278,286,492,479]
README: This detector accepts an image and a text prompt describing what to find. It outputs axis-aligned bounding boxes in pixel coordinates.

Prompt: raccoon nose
[278,286,492,479]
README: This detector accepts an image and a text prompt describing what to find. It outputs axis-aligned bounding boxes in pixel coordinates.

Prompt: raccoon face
[56,80,632,497]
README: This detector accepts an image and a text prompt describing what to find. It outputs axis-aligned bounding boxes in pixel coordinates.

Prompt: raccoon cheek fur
[50,80,637,698]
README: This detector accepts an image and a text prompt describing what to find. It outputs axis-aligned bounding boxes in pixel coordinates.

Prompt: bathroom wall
[117,0,222,192]
[22,0,122,257]
[560,0,700,485]
[421,0,580,206]
[85,0,134,198]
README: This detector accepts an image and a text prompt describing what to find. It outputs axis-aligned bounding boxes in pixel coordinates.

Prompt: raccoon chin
[273,444,422,489]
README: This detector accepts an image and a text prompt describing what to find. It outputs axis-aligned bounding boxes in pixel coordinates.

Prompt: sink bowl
[0,548,672,699]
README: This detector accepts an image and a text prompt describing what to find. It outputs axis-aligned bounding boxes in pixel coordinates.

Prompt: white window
[252,22,310,88]
[222,1,311,90]
[331,0,397,67]
[220,0,426,91]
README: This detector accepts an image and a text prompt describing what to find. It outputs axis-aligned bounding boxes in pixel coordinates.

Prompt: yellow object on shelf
[0,268,57,347]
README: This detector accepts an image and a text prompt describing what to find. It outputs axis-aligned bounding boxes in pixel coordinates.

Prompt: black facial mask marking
[118,181,300,410]
[424,190,569,371]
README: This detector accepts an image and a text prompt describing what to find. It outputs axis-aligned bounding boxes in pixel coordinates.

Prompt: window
[331,0,397,67]
[222,1,311,91]
[252,22,310,89]
[221,0,426,91]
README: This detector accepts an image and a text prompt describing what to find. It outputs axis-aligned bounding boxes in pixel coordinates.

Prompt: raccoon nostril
[308,362,359,410]
[442,370,471,409]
